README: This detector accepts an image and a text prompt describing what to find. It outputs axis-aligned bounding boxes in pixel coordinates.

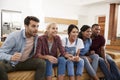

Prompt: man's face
[25,20,39,37]
[92,26,101,36]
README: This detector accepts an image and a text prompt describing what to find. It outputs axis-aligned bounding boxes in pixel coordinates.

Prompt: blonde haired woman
[34,23,72,80]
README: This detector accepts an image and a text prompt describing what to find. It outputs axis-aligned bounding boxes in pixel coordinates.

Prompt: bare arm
[100,46,110,70]
[100,46,106,60]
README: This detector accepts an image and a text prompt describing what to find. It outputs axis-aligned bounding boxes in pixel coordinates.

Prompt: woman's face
[82,28,92,38]
[47,24,58,37]
[69,28,79,41]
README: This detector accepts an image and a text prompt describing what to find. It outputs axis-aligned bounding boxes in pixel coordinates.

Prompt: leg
[57,57,66,80]
[90,54,99,72]
[66,60,75,80]
[76,59,84,76]
[106,54,120,80]
[82,57,99,80]
[45,60,53,80]
[0,61,14,80]
[76,76,81,80]
[99,57,113,80]
[15,58,46,80]
[75,59,84,80]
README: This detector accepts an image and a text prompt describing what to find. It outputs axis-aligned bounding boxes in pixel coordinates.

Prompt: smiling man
[0,16,46,80]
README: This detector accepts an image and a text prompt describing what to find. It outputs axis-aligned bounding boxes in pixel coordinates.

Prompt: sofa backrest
[0,42,3,47]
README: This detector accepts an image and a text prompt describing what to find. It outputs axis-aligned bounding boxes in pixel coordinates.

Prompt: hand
[10,52,22,61]
[67,56,74,61]
[105,59,110,70]
[87,56,93,62]
[47,55,58,64]
[73,56,80,62]
[65,53,74,61]
[65,53,73,59]
[90,50,95,55]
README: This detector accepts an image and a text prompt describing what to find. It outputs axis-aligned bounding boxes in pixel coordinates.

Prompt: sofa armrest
[106,50,120,60]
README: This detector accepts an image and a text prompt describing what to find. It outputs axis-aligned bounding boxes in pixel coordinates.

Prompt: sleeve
[61,38,66,47]
[0,33,16,61]
[100,36,105,46]
[76,38,84,51]
[90,38,92,46]
[57,36,65,56]
[34,37,42,57]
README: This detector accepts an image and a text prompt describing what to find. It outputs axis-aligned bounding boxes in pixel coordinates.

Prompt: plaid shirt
[35,35,65,58]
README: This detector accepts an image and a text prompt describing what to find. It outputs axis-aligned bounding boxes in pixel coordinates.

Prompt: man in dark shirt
[90,24,120,80]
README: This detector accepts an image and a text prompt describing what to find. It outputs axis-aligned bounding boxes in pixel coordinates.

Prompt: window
[117,5,120,37]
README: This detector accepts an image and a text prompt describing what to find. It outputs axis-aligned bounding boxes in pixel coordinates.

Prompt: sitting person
[78,25,99,80]
[0,16,46,80]
[34,23,72,80]
[90,24,120,80]
[62,24,84,80]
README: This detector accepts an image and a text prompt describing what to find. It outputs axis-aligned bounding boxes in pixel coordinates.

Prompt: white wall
[0,0,32,30]
[0,0,84,37]
[0,0,111,43]
[42,0,85,19]
[117,5,120,37]
[78,3,110,44]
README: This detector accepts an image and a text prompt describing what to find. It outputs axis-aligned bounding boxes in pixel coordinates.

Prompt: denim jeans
[99,54,120,80]
[45,57,66,76]
[0,58,46,80]
[89,54,99,72]
[66,59,84,76]
[81,54,99,77]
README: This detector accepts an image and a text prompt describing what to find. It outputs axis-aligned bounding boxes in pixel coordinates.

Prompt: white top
[62,37,84,53]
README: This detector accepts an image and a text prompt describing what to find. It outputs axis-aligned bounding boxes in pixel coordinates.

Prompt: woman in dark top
[35,23,73,80]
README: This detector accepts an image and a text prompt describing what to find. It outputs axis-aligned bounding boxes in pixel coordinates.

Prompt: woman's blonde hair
[44,22,57,34]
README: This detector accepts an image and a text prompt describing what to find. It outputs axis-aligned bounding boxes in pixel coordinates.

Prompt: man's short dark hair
[92,24,99,28]
[24,16,39,26]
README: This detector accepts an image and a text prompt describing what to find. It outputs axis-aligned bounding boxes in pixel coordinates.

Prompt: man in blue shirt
[0,16,46,80]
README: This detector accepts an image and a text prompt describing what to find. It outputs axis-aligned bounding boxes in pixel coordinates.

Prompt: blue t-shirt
[80,38,92,56]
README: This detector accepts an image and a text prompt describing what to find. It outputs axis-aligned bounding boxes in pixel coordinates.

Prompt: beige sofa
[8,50,120,80]
[0,42,120,80]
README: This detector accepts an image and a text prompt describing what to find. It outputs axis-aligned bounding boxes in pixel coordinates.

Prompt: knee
[37,59,46,70]
[82,57,88,63]
[94,54,99,60]
[66,60,73,64]
[107,59,115,64]
[0,63,6,71]
[66,60,74,67]
[58,57,66,64]
[80,59,84,63]
[78,59,84,66]
[99,58,106,65]
[99,58,104,62]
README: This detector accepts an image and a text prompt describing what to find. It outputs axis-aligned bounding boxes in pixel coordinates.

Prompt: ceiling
[50,0,120,6]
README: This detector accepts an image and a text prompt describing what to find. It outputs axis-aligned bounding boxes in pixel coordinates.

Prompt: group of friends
[0,16,120,80]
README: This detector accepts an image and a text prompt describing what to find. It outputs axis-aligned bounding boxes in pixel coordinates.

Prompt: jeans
[66,59,84,76]
[0,58,46,80]
[81,54,99,77]
[89,54,99,72]
[45,57,66,76]
[99,54,120,80]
